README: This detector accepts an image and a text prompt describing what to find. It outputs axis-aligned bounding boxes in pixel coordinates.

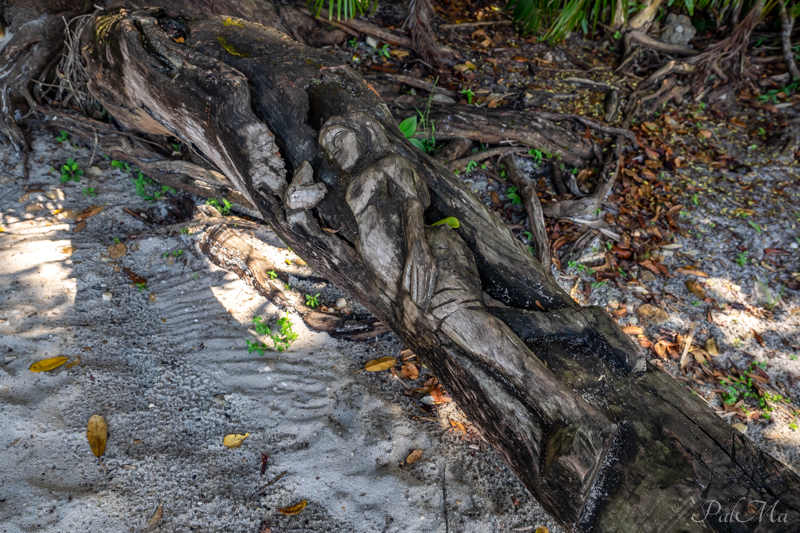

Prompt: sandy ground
[0,134,562,532]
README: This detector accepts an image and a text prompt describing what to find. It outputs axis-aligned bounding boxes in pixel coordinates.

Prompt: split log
[2,6,800,531]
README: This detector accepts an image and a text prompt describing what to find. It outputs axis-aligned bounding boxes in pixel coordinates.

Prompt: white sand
[0,134,560,532]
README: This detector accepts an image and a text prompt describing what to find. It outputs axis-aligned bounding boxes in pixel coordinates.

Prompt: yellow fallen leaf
[535,527,550,533]
[364,356,396,372]
[147,501,163,528]
[87,414,108,457]
[278,500,307,515]
[675,268,709,277]
[77,205,104,222]
[0,226,4,232]
[406,449,423,463]
[705,338,718,357]
[223,433,249,448]
[731,423,747,434]
[29,356,69,372]
[65,355,81,369]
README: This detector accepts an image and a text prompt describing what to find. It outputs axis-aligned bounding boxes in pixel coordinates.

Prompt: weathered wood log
[501,153,551,269]
[3,6,800,531]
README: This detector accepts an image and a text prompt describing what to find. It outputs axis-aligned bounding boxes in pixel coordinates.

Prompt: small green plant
[376,44,390,58]
[732,337,743,348]
[528,148,544,165]
[60,158,83,183]
[692,299,701,307]
[506,186,522,205]
[247,313,299,354]
[171,143,181,152]
[605,241,613,250]
[591,281,607,289]
[113,237,121,244]
[757,127,766,136]
[691,193,699,205]
[719,361,787,419]
[82,187,96,197]
[135,282,147,292]
[790,420,798,431]
[524,231,533,241]
[55,131,69,143]
[111,160,132,172]
[284,282,292,290]
[735,251,749,267]
[790,355,798,361]
[348,37,358,47]
[748,221,762,235]
[161,249,184,259]
[268,270,278,280]
[207,198,233,216]
[460,88,475,104]
[305,293,321,308]
[465,160,478,173]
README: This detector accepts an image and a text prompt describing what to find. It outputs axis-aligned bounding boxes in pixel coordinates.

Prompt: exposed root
[777,0,800,79]
[501,154,551,271]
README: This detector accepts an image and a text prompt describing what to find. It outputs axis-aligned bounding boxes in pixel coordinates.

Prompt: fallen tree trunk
[3,7,800,531]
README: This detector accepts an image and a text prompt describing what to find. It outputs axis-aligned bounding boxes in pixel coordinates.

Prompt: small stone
[365,36,379,48]
[4,355,17,364]
[636,303,669,326]
[335,298,347,309]
[640,271,656,283]
[44,189,66,201]
[25,203,44,213]
[431,94,456,104]
[102,292,113,301]
[148,293,157,303]
[88,166,103,177]
[293,258,307,266]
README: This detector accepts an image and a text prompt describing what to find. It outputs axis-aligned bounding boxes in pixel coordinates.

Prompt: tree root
[541,138,624,218]
[200,224,389,341]
[501,154,551,270]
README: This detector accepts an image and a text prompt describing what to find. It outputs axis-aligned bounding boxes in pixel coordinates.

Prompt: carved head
[319,111,390,173]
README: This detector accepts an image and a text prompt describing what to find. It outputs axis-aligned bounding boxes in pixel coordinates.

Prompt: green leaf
[408,138,426,151]
[398,116,418,138]
[431,216,460,229]
[685,0,694,15]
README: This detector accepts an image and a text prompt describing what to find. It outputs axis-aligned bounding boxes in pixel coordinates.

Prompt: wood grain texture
[77,9,800,532]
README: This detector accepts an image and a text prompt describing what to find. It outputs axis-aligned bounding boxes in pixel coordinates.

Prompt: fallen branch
[535,111,638,145]
[501,154,551,269]
[448,146,524,172]
[300,7,412,48]
[439,20,512,30]
[381,73,458,98]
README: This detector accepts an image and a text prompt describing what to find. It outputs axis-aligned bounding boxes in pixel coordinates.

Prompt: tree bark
[778,0,800,80]
[3,6,800,532]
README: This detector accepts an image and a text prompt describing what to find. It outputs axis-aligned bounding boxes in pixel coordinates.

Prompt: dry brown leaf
[752,329,765,347]
[364,356,396,372]
[389,49,410,59]
[675,267,709,277]
[147,502,163,529]
[705,338,719,356]
[73,221,87,233]
[29,356,69,372]
[450,419,466,435]
[62,246,76,255]
[77,205,104,222]
[223,433,249,449]
[278,500,307,515]
[685,280,707,300]
[622,326,644,335]
[108,242,127,259]
[87,414,108,457]
[400,362,419,380]
[698,129,713,138]
[406,449,423,463]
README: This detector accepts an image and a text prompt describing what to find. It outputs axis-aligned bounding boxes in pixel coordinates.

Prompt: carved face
[321,125,361,172]
[319,112,390,174]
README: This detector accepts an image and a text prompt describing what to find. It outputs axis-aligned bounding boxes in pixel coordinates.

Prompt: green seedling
[735,251,749,267]
[348,37,358,47]
[465,161,478,173]
[135,282,147,292]
[247,313,299,354]
[111,160,132,172]
[268,270,278,280]
[82,187,96,197]
[691,193,699,205]
[305,293,321,308]
[591,281,607,289]
[506,186,522,205]
[719,361,788,419]
[207,198,233,216]
[460,88,475,104]
[113,237,121,244]
[748,221,762,235]
[161,249,184,259]
[524,231,533,241]
[60,158,83,183]
[55,131,69,143]
[171,143,181,152]
[179,227,190,235]
[377,44,390,58]
[431,217,460,229]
